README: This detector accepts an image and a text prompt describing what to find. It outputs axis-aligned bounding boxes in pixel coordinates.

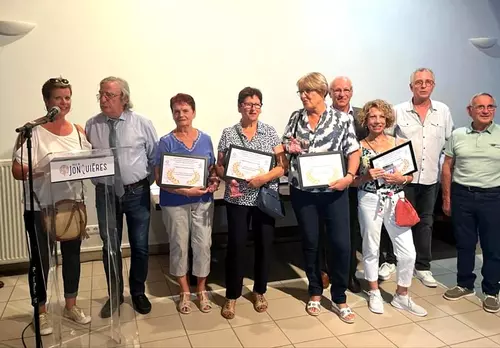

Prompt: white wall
[1,0,499,247]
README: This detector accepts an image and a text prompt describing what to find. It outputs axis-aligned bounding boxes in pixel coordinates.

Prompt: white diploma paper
[298,153,345,188]
[225,147,273,180]
[160,154,207,187]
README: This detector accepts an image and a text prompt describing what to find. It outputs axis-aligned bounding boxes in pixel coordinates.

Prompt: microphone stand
[16,119,53,348]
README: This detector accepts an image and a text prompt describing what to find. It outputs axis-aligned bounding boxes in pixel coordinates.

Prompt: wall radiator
[0,159,29,264]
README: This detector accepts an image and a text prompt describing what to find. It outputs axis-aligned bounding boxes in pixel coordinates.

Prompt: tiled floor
[0,254,498,347]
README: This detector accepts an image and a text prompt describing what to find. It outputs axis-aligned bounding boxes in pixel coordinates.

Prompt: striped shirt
[282,105,359,193]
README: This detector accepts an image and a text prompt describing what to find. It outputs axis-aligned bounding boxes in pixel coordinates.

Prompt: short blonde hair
[358,99,395,128]
[296,72,328,98]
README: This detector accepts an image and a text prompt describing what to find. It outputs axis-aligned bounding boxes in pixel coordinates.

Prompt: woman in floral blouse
[215,87,288,319]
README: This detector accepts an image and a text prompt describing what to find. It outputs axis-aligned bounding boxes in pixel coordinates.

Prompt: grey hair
[100,76,133,110]
[409,68,435,84]
[469,92,496,106]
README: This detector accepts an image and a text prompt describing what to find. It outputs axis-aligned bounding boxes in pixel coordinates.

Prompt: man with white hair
[86,76,158,317]
[393,68,454,288]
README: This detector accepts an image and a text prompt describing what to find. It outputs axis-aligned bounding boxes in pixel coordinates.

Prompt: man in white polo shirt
[393,68,454,288]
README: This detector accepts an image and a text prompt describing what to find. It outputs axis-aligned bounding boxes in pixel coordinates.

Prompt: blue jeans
[95,180,150,297]
[290,186,350,304]
[451,183,500,296]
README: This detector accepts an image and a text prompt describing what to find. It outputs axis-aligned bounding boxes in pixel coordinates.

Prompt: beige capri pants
[161,201,214,278]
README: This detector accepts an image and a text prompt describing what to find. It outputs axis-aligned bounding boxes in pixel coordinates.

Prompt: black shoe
[348,277,361,293]
[132,294,152,315]
[100,295,124,319]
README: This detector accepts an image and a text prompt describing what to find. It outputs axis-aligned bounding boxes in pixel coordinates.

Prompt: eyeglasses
[297,89,318,96]
[413,79,435,87]
[331,88,352,95]
[96,91,121,100]
[471,104,497,112]
[241,102,262,109]
[49,78,70,85]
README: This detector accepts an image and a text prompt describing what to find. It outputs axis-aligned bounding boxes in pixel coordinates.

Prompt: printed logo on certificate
[369,140,418,188]
[159,153,208,188]
[223,145,273,181]
[297,151,346,189]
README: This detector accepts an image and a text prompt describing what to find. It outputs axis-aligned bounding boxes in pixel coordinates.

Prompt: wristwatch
[347,171,357,180]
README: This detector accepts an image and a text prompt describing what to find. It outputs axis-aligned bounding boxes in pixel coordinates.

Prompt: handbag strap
[289,112,302,161]
[292,113,301,138]
[233,125,248,148]
[74,124,85,203]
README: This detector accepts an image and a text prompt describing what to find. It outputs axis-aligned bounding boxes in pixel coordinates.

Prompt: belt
[362,187,403,195]
[97,177,149,190]
[453,183,500,193]
[123,178,149,191]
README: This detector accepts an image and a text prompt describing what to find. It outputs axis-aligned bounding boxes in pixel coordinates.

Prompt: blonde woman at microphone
[11,77,92,335]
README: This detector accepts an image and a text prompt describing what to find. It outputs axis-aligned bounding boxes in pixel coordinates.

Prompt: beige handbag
[42,199,88,241]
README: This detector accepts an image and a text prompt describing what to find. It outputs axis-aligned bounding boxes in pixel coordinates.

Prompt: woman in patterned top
[215,87,288,319]
[282,72,360,323]
[353,99,427,316]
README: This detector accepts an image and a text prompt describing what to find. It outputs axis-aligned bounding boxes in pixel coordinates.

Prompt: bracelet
[347,171,356,180]
[402,176,408,185]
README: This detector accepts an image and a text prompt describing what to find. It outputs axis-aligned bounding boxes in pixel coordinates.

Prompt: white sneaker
[391,293,427,317]
[34,312,53,336]
[63,305,91,325]
[368,289,384,314]
[414,270,437,288]
[378,262,396,281]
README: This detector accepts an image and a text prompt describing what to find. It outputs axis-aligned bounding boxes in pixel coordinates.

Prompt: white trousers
[358,190,416,287]
[161,201,214,278]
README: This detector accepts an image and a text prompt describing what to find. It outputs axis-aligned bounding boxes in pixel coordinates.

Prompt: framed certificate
[223,145,274,181]
[369,140,417,188]
[297,151,346,189]
[159,153,208,188]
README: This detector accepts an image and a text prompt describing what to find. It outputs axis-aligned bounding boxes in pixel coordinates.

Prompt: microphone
[15,106,61,133]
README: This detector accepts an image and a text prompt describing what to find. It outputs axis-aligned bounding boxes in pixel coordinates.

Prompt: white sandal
[178,292,192,315]
[332,303,355,324]
[306,300,322,316]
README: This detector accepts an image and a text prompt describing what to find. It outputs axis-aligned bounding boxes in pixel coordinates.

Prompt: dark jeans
[225,203,275,299]
[348,187,362,278]
[321,188,396,276]
[96,180,151,297]
[451,183,500,296]
[291,186,350,304]
[24,211,82,307]
[404,183,439,271]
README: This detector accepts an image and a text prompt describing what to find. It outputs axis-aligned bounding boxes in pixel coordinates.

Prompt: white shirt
[393,99,454,185]
[14,124,92,210]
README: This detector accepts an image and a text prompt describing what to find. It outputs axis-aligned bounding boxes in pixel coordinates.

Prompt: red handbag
[395,197,420,227]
